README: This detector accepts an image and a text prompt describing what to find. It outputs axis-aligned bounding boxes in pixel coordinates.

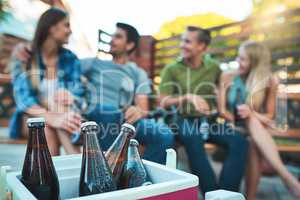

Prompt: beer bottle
[20,118,60,200]
[120,139,148,189]
[105,123,135,185]
[199,117,209,141]
[234,88,244,127]
[79,121,117,196]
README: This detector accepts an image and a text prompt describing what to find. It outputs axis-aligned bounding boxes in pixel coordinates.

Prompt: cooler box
[2,154,199,200]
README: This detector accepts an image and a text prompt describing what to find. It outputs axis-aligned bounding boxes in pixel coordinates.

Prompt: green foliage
[0,0,9,21]
[253,0,300,15]
[154,13,234,40]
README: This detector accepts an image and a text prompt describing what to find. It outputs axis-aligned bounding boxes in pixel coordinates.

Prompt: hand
[12,43,31,63]
[124,106,146,124]
[54,89,75,106]
[185,94,210,115]
[45,111,81,134]
[237,104,252,119]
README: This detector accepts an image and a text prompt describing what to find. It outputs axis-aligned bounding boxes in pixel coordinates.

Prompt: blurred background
[0,0,300,199]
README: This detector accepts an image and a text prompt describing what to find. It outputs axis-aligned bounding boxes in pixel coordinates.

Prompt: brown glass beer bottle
[120,139,149,189]
[105,123,135,185]
[79,121,117,196]
[234,88,244,127]
[20,118,60,200]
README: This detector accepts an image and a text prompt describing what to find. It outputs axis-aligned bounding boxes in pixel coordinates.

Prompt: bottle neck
[236,89,243,105]
[83,132,100,151]
[114,129,133,150]
[128,145,140,161]
[28,127,48,146]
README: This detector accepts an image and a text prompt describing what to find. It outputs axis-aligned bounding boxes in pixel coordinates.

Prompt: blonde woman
[218,41,300,199]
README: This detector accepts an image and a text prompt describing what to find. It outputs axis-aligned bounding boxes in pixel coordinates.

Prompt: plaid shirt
[9,48,85,138]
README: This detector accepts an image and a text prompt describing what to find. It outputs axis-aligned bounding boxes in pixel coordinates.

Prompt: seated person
[10,8,84,156]
[218,40,300,199]
[80,23,174,165]
[158,26,249,195]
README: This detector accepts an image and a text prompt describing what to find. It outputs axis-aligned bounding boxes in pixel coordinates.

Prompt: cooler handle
[0,166,13,200]
[165,148,177,169]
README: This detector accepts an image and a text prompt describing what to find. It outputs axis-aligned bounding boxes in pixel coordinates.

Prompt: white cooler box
[1,154,199,200]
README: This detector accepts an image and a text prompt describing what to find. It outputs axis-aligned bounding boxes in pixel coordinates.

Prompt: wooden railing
[153,8,300,78]
[0,68,14,127]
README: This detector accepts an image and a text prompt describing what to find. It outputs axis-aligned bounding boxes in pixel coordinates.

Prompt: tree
[154,13,234,40]
[0,0,9,21]
[252,0,300,15]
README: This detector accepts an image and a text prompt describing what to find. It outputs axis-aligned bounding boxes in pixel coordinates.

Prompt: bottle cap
[130,139,139,146]
[27,117,45,127]
[121,123,136,132]
[80,121,98,129]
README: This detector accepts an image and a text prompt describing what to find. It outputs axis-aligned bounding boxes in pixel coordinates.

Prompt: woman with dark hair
[218,41,300,199]
[9,8,85,156]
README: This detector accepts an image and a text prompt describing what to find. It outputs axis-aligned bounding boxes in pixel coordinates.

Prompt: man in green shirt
[158,26,249,195]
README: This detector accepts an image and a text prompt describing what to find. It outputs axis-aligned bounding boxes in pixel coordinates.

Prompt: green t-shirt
[159,55,221,117]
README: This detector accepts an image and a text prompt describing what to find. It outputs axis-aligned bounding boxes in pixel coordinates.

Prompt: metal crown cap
[26,117,45,124]
[122,123,136,132]
[80,121,98,129]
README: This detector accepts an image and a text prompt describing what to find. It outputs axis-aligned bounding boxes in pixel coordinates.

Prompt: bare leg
[245,139,262,200]
[56,130,80,155]
[22,115,60,156]
[45,126,61,156]
[247,116,300,197]
[48,101,80,155]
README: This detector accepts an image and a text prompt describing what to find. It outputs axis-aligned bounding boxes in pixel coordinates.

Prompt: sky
[65,0,253,54]
[7,0,253,57]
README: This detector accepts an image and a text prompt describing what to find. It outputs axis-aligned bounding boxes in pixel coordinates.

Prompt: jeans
[176,117,249,194]
[85,104,174,164]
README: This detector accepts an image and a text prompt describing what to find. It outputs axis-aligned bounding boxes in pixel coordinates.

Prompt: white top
[39,78,58,99]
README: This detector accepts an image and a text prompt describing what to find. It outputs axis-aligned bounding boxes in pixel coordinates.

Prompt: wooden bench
[0,137,27,144]
[272,129,300,153]
[0,72,299,154]
[205,129,300,154]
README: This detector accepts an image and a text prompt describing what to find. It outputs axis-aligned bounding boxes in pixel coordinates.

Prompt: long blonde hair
[240,41,272,110]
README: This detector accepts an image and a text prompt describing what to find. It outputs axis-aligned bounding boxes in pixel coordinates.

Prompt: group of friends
[8,8,300,199]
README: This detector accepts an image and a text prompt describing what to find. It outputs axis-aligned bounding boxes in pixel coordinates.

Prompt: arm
[135,94,149,116]
[217,72,235,121]
[237,76,278,127]
[9,44,42,115]
[124,67,151,124]
[10,58,42,114]
[251,76,278,125]
[158,66,210,113]
[158,94,187,109]
[157,65,186,108]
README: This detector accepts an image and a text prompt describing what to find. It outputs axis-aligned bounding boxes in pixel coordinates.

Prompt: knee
[154,122,175,147]
[158,124,174,147]
[229,134,249,154]
[44,127,57,140]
